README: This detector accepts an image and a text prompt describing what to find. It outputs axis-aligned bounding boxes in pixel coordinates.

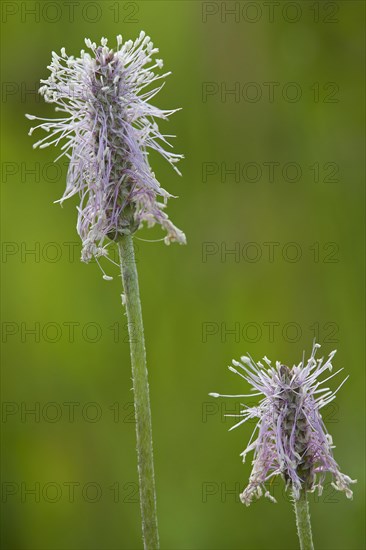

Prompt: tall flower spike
[210,343,356,506]
[26,33,186,265]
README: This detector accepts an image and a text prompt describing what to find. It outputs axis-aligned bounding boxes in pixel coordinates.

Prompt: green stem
[293,490,314,550]
[118,234,159,550]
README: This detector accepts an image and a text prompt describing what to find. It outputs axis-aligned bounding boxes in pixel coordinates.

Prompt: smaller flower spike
[210,343,356,505]
[26,34,186,265]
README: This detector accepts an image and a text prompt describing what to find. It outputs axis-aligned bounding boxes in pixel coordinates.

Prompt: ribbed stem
[118,235,159,550]
[293,489,314,550]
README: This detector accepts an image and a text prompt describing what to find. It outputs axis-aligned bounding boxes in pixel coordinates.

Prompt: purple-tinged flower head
[26,33,186,267]
[210,343,356,506]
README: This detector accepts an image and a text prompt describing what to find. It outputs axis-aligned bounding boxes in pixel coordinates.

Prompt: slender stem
[293,490,314,550]
[118,234,159,550]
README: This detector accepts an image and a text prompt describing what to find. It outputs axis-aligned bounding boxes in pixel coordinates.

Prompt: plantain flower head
[26,33,186,265]
[210,343,356,505]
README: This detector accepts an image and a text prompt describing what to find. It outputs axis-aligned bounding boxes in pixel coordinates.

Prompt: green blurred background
[1,1,365,549]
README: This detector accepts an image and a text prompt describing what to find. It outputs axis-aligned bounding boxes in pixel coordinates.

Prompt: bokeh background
[1,1,365,549]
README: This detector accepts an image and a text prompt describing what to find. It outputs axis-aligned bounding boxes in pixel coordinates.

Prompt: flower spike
[26,35,186,265]
[210,342,356,505]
